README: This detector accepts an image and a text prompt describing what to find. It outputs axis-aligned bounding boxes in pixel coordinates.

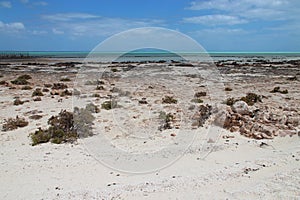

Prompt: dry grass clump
[30,105,96,145]
[29,115,43,120]
[60,89,72,97]
[11,74,32,85]
[13,98,24,105]
[162,96,177,104]
[2,116,28,131]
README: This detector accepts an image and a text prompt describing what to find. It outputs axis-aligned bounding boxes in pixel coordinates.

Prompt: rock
[232,101,250,115]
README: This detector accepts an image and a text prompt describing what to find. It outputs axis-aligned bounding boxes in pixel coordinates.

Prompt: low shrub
[270,86,288,94]
[11,74,31,85]
[2,116,28,131]
[14,98,24,105]
[60,77,71,82]
[240,93,261,106]
[101,100,118,110]
[191,98,203,103]
[162,96,177,104]
[194,92,207,97]
[30,106,95,146]
[225,87,233,91]
[32,88,43,97]
[21,85,32,90]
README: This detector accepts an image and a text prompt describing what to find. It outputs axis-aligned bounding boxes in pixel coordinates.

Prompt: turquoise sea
[1,51,300,62]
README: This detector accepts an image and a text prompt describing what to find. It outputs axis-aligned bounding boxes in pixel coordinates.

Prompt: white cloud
[0,21,25,32]
[0,1,11,8]
[42,13,164,37]
[183,15,247,26]
[31,30,47,35]
[42,13,100,21]
[33,1,47,6]
[52,28,64,34]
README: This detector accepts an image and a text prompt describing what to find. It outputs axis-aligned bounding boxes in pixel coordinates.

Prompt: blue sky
[0,0,299,52]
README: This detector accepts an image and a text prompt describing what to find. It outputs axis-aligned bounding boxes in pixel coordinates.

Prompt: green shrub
[30,107,95,146]
[60,77,71,82]
[162,96,177,104]
[11,75,31,85]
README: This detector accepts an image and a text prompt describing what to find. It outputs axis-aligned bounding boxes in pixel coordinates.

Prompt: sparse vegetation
[44,83,52,88]
[29,115,43,120]
[2,116,28,131]
[14,98,24,105]
[85,103,100,113]
[30,106,95,146]
[60,77,71,82]
[158,111,175,130]
[224,97,237,106]
[225,87,233,91]
[101,100,118,110]
[32,88,43,97]
[33,97,42,101]
[60,89,72,97]
[0,80,8,85]
[240,93,261,106]
[52,83,68,90]
[21,85,32,90]
[191,98,203,103]
[194,92,207,97]
[96,85,105,90]
[162,96,177,104]
[11,74,32,85]
[270,86,288,94]
[92,93,100,98]
[138,98,148,104]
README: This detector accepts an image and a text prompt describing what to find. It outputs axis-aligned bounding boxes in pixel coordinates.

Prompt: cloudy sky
[0,0,299,51]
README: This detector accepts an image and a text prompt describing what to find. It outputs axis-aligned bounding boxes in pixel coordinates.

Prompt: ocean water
[1,51,300,62]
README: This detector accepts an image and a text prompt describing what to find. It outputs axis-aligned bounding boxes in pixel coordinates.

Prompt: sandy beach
[0,57,299,199]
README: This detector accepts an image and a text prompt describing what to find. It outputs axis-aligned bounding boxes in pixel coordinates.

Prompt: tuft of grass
[96,85,105,90]
[2,116,28,131]
[162,96,177,104]
[52,83,68,90]
[29,115,43,120]
[224,97,237,106]
[33,97,42,101]
[158,111,175,130]
[32,88,43,97]
[60,89,72,97]
[85,103,100,113]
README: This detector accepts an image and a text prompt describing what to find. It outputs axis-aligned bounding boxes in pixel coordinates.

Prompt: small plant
[162,96,177,104]
[270,87,288,94]
[32,88,43,97]
[52,83,68,90]
[111,68,118,72]
[21,85,32,90]
[42,88,49,92]
[225,87,233,91]
[96,85,105,90]
[13,98,24,105]
[194,92,207,97]
[0,80,8,85]
[2,116,28,131]
[159,111,175,130]
[33,97,42,101]
[60,89,72,97]
[191,98,203,103]
[60,77,71,82]
[240,93,261,106]
[138,98,148,104]
[101,100,118,110]
[11,74,31,85]
[224,97,236,106]
[44,83,52,88]
[85,103,100,113]
[92,93,100,98]
[29,115,43,120]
